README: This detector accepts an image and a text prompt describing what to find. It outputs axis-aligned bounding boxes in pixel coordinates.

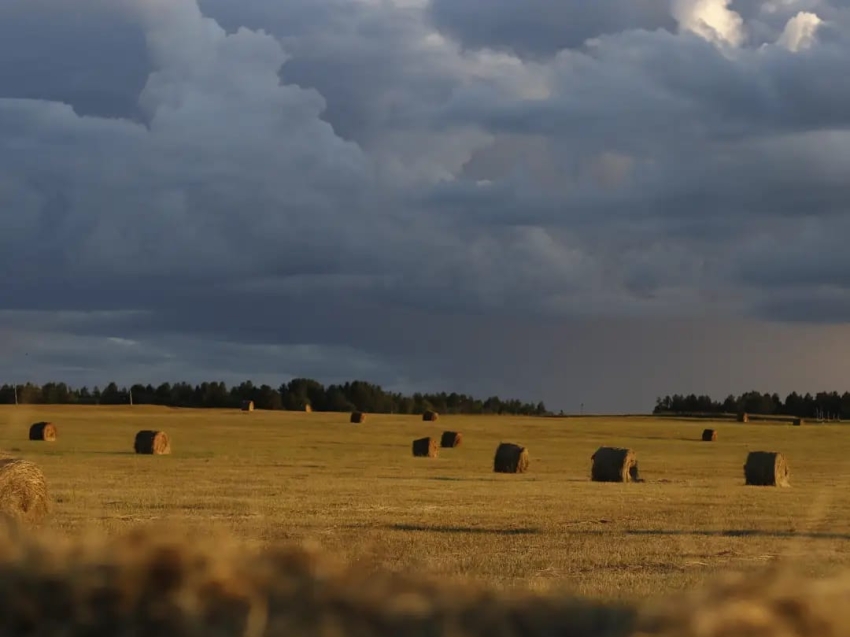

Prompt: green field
[3,404,850,602]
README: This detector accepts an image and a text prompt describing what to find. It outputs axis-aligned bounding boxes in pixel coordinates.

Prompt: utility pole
[13,385,18,406]
[129,387,133,406]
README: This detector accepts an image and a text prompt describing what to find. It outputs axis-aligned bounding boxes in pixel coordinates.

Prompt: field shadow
[626,529,850,540]
[637,435,710,442]
[387,523,539,536]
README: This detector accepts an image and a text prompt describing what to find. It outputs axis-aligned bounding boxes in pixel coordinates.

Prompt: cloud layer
[2,0,850,409]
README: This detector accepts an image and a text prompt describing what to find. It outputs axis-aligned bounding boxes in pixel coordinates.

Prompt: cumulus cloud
[672,0,746,47]
[777,10,824,50]
[3,0,850,409]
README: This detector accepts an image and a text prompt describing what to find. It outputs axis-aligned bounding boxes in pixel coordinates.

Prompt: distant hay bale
[134,430,171,455]
[440,431,462,448]
[701,429,717,442]
[737,412,749,423]
[412,437,438,458]
[0,458,50,525]
[591,447,640,483]
[28,422,57,442]
[350,412,366,424]
[493,443,529,474]
[792,418,803,426]
[241,400,255,412]
[304,404,313,413]
[422,410,439,422]
[744,451,789,487]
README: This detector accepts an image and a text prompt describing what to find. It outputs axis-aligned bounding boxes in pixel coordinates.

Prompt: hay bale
[422,410,439,422]
[29,422,57,442]
[744,451,789,487]
[134,430,171,455]
[0,458,50,525]
[792,418,803,426]
[737,412,749,423]
[412,437,438,458]
[493,443,529,474]
[701,429,717,442]
[591,447,640,483]
[241,400,255,412]
[350,412,366,424]
[440,431,462,448]
[0,526,637,637]
[304,404,313,413]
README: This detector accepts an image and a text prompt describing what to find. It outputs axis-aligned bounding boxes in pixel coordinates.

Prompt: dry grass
[3,406,850,603]
[0,521,848,636]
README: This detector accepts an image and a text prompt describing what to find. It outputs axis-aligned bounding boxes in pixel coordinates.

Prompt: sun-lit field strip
[3,404,850,601]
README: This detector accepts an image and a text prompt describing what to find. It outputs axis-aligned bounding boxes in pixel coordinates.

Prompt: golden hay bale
[744,451,789,487]
[29,422,57,442]
[0,524,636,637]
[701,428,717,442]
[241,400,255,412]
[493,442,529,474]
[440,431,462,448]
[412,437,438,458]
[737,412,749,423]
[634,567,850,637]
[7,524,850,637]
[422,410,439,422]
[304,404,313,413]
[134,430,171,455]
[350,411,366,424]
[0,458,50,525]
[591,447,640,483]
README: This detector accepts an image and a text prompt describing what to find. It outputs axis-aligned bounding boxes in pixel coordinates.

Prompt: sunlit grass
[2,404,850,601]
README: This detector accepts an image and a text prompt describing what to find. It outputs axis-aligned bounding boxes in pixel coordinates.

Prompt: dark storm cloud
[3,0,850,411]
[0,0,149,119]
[427,0,676,57]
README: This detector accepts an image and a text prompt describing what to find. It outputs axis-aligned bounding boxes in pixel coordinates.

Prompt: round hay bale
[440,431,462,448]
[701,428,717,442]
[0,458,50,525]
[591,447,640,483]
[29,422,57,442]
[350,412,366,424]
[737,412,749,423]
[422,410,439,422]
[134,430,171,455]
[493,443,529,474]
[304,404,313,413]
[744,451,789,487]
[241,400,255,412]
[412,437,438,458]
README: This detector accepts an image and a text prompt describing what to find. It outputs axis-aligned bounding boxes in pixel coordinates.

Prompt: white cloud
[672,0,745,47]
[777,11,823,51]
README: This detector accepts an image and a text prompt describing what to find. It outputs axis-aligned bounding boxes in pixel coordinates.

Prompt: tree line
[654,390,850,419]
[0,379,548,416]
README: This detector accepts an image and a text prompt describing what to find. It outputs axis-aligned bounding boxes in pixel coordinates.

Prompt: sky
[2,0,850,413]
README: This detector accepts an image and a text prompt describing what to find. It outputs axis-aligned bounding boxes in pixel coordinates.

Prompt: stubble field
[3,404,850,603]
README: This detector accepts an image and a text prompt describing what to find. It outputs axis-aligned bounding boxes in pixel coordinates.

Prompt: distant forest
[0,379,548,416]
[654,391,850,419]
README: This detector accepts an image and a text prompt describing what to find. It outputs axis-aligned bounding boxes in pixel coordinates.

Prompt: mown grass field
[3,404,850,603]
